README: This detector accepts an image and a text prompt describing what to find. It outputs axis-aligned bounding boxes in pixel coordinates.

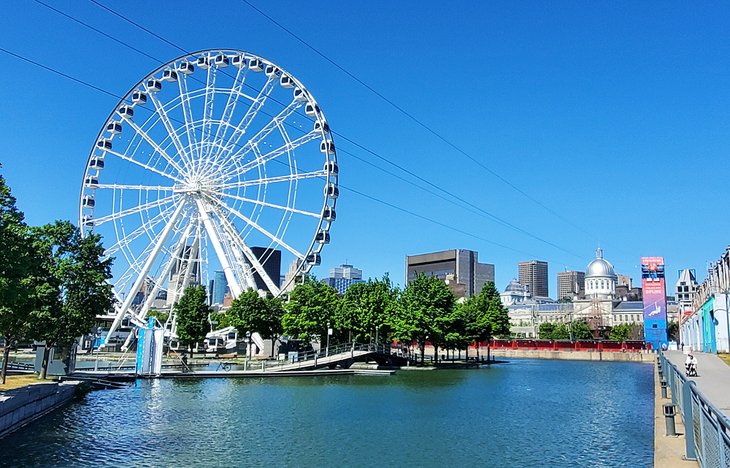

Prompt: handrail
[658,351,730,465]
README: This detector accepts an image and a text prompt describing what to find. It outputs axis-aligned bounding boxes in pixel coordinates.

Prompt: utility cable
[78,0,584,259]
[240,0,601,243]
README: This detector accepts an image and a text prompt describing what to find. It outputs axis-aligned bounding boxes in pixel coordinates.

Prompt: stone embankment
[0,381,80,438]
[490,348,654,362]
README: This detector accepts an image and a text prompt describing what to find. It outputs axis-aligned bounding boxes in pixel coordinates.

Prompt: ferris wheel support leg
[195,198,243,299]
[103,201,186,348]
[121,222,194,351]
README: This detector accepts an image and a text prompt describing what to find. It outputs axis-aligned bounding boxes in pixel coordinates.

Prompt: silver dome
[586,248,616,278]
[504,279,528,293]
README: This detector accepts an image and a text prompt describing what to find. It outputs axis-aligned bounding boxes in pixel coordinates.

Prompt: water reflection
[0,359,653,467]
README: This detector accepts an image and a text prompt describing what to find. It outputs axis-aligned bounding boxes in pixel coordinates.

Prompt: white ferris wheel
[80,49,338,345]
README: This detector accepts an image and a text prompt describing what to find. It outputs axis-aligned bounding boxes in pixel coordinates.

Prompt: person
[685,352,698,376]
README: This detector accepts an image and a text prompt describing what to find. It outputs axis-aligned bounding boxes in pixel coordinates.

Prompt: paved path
[663,350,730,418]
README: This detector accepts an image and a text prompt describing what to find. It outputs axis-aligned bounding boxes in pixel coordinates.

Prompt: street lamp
[375,325,379,351]
[326,321,331,357]
[245,331,251,371]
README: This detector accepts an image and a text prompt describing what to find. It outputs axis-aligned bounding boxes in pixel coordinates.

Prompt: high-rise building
[406,249,495,298]
[557,270,585,300]
[250,247,282,293]
[518,260,549,298]
[211,270,228,305]
[167,244,201,306]
[326,264,364,294]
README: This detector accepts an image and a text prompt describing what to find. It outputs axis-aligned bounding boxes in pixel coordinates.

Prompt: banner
[641,256,668,350]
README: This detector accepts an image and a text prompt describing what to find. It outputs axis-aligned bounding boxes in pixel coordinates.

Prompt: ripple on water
[0,360,653,467]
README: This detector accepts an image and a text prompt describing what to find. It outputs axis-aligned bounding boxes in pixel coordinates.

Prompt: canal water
[0,359,653,467]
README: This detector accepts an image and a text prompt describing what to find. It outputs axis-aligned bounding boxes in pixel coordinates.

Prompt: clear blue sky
[1,1,729,295]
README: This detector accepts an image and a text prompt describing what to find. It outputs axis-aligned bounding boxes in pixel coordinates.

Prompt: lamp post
[245,331,251,371]
[375,325,379,351]
[326,321,331,357]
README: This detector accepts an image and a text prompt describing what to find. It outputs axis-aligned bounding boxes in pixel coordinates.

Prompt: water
[0,359,653,467]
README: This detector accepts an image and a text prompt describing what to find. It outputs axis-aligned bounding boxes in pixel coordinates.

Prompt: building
[325,263,364,294]
[506,249,645,339]
[406,249,495,299]
[211,270,228,305]
[557,270,585,301]
[682,249,730,353]
[250,247,282,293]
[166,244,201,307]
[518,260,548,298]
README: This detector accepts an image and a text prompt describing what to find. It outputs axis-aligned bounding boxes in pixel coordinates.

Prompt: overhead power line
[77,0,583,259]
[0,44,570,265]
[239,0,601,243]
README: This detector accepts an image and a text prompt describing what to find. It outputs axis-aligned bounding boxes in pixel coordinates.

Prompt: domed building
[585,248,617,299]
[500,278,530,305]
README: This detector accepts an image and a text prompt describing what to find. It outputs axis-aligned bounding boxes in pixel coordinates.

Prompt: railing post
[682,379,697,461]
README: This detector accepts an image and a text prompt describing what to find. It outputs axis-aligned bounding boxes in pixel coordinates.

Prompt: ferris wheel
[80,49,338,344]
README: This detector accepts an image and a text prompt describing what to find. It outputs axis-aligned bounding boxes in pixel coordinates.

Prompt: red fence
[487,339,647,352]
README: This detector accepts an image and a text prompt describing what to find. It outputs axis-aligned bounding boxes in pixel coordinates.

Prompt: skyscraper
[518,260,549,298]
[211,270,227,305]
[557,270,585,300]
[326,264,364,294]
[406,249,495,298]
[250,247,282,293]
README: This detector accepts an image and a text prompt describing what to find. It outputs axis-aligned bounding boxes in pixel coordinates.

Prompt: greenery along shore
[0,167,113,383]
[172,273,512,365]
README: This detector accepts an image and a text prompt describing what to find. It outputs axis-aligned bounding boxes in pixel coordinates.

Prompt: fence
[659,352,730,467]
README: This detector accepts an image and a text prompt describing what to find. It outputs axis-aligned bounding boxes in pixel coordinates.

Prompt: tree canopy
[174,285,211,355]
[282,277,340,344]
[27,220,114,378]
[339,274,398,343]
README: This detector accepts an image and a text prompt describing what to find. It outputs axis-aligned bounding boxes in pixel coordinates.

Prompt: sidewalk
[663,350,730,418]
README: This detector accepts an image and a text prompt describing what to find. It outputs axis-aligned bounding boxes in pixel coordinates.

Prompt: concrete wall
[490,348,654,363]
[0,382,79,438]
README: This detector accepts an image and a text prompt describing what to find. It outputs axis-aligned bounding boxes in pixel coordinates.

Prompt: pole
[375,325,379,352]
[326,321,330,357]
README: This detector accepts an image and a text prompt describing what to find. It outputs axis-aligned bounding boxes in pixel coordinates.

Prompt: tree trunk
[271,337,277,358]
[487,341,491,364]
[420,343,425,365]
[476,341,481,361]
[1,344,11,385]
[39,345,51,380]
[465,345,469,362]
[434,344,438,365]
[189,343,194,359]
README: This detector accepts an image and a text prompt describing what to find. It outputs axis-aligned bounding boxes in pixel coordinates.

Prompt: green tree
[539,322,556,339]
[551,323,571,340]
[394,274,455,364]
[0,170,36,383]
[223,290,285,356]
[609,323,632,341]
[28,221,114,379]
[478,282,511,362]
[340,274,398,344]
[282,277,340,344]
[667,320,678,342]
[262,295,285,356]
[570,320,593,340]
[174,285,211,356]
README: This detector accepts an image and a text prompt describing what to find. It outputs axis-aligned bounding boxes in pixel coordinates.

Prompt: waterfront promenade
[655,350,730,467]
[664,350,730,418]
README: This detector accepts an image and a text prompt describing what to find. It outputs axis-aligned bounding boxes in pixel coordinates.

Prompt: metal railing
[659,352,730,467]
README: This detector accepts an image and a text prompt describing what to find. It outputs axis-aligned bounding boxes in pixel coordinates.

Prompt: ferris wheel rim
[79,48,339,308]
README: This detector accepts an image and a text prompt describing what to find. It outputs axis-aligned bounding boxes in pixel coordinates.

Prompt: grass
[0,374,47,391]
[718,353,730,368]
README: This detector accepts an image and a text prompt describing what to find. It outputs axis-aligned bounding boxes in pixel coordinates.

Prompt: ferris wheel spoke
[207,199,281,295]
[214,97,302,169]
[209,195,304,260]
[104,201,186,345]
[200,65,218,164]
[210,66,250,155]
[94,193,177,226]
[148,92,195,170]
[225,129,320,180]
[94,183,175,192]
[217,190,320,219]
[195,198,243,298]
[104,204,176,256]
[219,77,277,158]
[104,148,186,184]
[219,170,327,191]
[177,73,199,165]
[119,116,189,179]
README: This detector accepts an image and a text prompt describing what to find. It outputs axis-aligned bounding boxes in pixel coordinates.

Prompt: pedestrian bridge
[268,342,412,372]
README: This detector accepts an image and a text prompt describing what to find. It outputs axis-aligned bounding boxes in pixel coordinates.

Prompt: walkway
[663,350,730,418]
